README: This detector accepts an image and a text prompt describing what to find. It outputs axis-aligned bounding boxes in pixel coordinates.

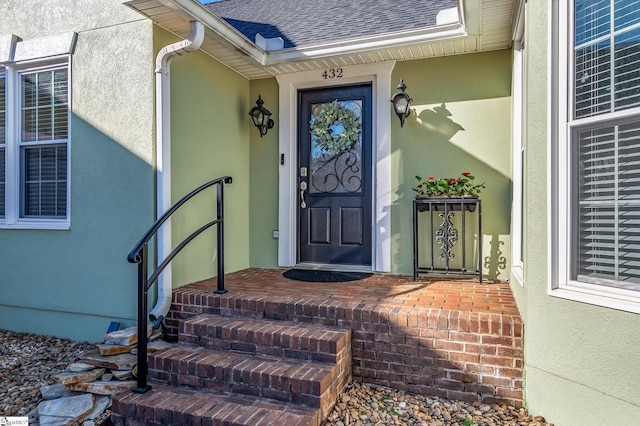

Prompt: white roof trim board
[124,0,516,79]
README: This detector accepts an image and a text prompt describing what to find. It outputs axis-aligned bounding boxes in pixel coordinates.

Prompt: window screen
[19,68,68,218]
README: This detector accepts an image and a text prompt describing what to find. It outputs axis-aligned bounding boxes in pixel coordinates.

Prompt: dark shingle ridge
[204,0,458,49]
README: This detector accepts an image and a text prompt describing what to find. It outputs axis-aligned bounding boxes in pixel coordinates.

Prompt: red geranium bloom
[462,172,471,176]
[428,176,435,181]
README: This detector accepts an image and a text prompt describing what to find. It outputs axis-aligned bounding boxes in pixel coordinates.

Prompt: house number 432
[322,68,343,79]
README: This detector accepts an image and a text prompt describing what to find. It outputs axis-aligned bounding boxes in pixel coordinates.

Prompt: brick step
[179,314,350,363]
[111,383,321,426]
[148,344,342,415]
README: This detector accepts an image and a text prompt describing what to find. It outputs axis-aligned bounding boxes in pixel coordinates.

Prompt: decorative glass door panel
[309,100,363,194]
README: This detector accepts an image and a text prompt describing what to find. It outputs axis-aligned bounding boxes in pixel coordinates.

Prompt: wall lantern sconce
[390,78,412,127]
[249,95,275,137]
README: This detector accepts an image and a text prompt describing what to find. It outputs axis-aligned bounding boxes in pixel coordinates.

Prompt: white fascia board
[512,0,526,42]
[265,24,466,64]
[152,0,467,67]
[460,0,482,36]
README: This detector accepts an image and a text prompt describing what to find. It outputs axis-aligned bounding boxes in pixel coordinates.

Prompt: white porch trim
[275,61,395,272]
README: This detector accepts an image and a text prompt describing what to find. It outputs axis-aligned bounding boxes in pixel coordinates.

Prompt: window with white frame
[552,0,640,311]
[0,63,69,227]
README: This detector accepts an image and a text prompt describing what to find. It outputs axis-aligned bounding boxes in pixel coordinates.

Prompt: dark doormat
[282,269,373,283]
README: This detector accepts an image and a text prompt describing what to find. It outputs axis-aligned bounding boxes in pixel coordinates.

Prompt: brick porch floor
[170,268,519,314]
[165,268,524,406]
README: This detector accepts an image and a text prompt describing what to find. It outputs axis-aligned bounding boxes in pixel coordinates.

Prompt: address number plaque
[321,68,343,79]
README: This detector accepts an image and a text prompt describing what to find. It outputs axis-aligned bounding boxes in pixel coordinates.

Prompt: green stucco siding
[522,1,640,422]
[158,28,252,287]
[392,51,513,278]
[0,1,155,342]
[248,79,280,268]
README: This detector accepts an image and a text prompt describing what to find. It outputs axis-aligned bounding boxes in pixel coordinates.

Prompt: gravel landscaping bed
[325,382,552,426]
[1,329,95,419]
[1,329,552,425]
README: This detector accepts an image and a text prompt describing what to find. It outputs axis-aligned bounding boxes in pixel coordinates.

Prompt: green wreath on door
[310,100,361,155]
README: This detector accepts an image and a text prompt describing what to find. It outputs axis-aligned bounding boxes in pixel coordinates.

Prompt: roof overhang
[124,0,515,80]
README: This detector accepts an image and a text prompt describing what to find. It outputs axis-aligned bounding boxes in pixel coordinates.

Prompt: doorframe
[275,61,395,272]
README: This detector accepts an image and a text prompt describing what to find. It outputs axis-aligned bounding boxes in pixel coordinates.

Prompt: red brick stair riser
[147,345,340,417]
[179,314,350,364]
[112,385,322,426]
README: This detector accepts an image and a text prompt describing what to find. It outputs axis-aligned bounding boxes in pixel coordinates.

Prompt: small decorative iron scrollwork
[435,211,458,261]
[311,149,362,193]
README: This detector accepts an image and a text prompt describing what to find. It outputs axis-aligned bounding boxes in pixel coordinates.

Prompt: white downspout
[149,21,205,326]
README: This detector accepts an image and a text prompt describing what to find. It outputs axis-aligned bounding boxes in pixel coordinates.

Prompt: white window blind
[575,121,640,288]
[574,2,640,119]
[19,68,68,218]
[571,1,640,291]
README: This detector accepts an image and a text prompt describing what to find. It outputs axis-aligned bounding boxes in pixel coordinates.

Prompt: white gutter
[150,20,205,327]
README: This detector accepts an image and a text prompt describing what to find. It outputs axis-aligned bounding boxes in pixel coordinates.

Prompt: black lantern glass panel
[390,79,412,127]
[249,95,275,137]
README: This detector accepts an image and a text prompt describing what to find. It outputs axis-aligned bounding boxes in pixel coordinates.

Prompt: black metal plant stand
[413,197,482,282]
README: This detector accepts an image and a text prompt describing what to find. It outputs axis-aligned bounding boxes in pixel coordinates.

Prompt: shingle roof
[203,0,457,49]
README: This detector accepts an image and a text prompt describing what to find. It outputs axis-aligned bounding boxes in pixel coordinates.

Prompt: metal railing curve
[127,175,232,392]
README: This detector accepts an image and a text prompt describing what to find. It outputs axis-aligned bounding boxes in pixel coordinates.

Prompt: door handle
[300,181,307,209]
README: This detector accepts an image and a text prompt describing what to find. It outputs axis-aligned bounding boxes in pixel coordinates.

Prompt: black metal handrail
[127,175,232,393]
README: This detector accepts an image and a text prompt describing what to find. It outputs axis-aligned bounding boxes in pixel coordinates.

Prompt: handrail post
[214,181,227,294]
[133,244,151,393]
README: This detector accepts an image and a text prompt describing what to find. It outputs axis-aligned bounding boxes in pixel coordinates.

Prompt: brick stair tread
[112,383,320,426]
[180,314,348,359]
[149,345,337,401]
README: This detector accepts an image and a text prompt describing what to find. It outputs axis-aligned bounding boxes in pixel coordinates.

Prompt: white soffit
[124,0,515,80]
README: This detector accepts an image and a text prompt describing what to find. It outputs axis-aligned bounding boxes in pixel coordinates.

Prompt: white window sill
[511,265,524,287]
[549,286,640,315]
[0,221,70,230]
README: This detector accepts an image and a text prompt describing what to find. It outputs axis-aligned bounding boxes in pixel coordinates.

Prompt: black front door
[298,84,372,266]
